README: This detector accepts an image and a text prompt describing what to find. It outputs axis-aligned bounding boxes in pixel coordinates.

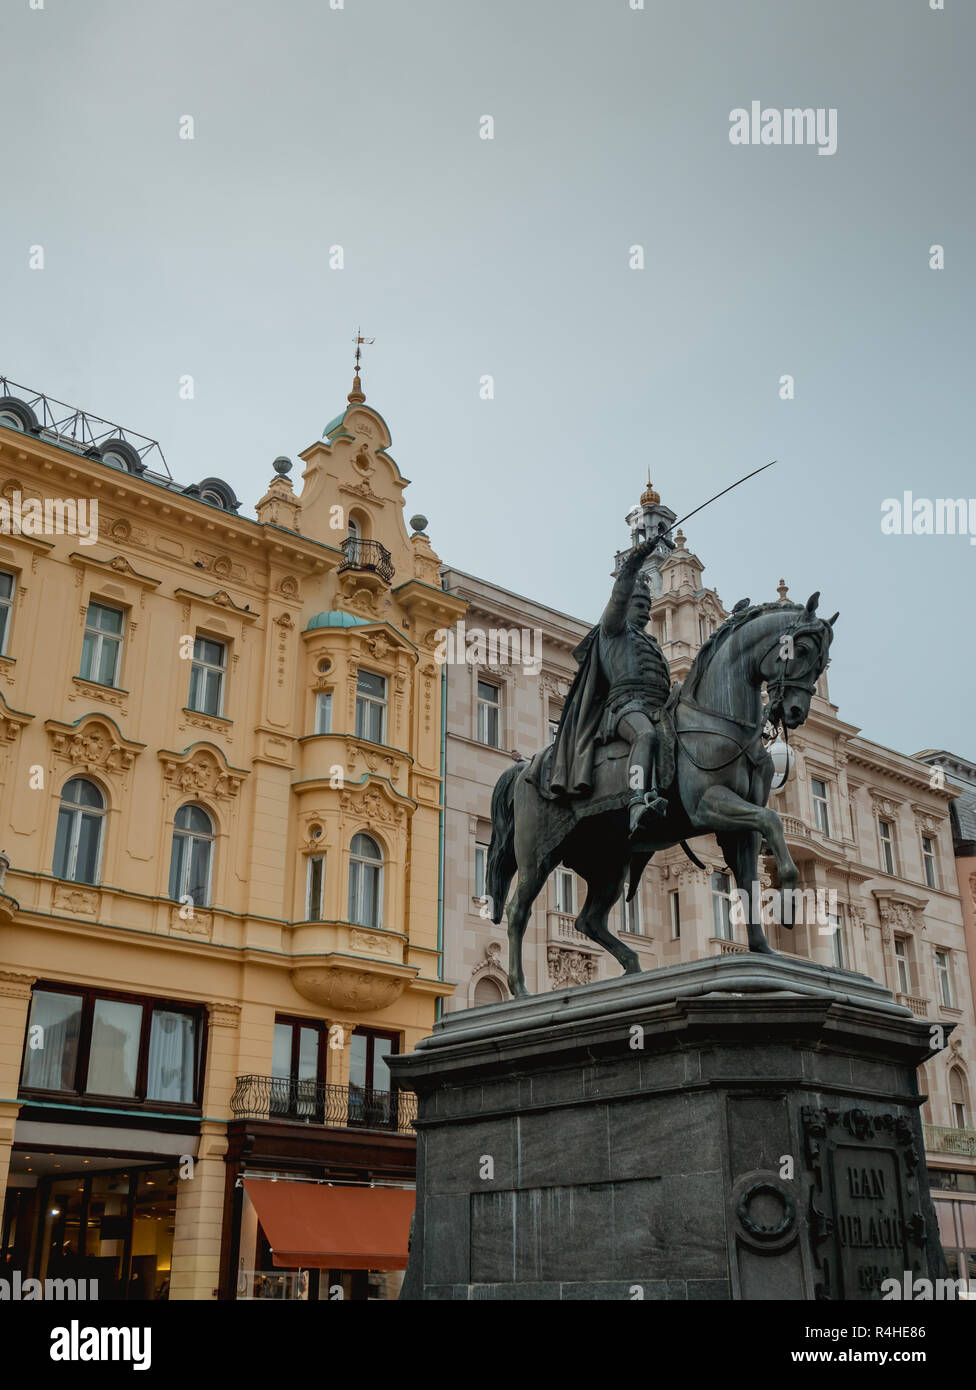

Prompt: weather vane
[353,328,375,377]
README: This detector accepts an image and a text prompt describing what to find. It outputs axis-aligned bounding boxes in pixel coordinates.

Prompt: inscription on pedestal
[803,1107,926,1300]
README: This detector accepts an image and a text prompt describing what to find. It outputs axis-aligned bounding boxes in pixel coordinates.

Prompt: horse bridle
[677,617,829,781]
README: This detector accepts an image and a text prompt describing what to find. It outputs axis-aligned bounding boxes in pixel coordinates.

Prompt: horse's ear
[827,611,839,627]
[805,591,820,614]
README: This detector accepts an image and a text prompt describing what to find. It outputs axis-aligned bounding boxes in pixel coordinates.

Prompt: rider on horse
[548,526,676,842]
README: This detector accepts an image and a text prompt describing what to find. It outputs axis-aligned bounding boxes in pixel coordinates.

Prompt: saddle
[592,681,680,791]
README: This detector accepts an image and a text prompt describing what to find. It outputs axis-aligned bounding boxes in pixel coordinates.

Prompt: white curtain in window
[147,1010,195,1103]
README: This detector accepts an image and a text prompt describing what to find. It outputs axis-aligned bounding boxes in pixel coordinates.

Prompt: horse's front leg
[697,785,799,951]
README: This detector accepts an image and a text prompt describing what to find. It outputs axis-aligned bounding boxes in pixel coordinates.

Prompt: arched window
[348,833,383,928]
[949,1066,969,1129]
[53,778,105,884]
[473,976,505,1007]
[169,804,215,907]
[346,515,363,565]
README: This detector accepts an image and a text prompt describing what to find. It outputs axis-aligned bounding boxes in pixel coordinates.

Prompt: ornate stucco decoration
[540,672,570,699]
[158,743,248,799]
[870,793,902,820]
[53,884,99,916]
[291,956,417,1012]
[350,928,394,957]
[0,969,36,999]
[910,804,943,837]
[46,714,144,782]
[174,586,259,623]
[339,582,382,618]
[0,691,32,747]
[338,785,410,829]
[68,552,161,612]
[339,478,385,506]
[473,941,505,980]
[873,889,928,943]
[168,904,214,939]
[208,1002,242,1029]
[547,946,598,989]
[344,741,400,779]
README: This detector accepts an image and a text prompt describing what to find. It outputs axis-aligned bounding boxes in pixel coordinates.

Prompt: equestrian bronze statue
[486,536,838,997]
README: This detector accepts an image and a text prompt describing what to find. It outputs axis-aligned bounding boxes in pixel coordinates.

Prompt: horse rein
[676,621,826,779]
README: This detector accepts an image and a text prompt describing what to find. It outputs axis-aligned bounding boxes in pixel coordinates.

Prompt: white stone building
[441,480,976,1286]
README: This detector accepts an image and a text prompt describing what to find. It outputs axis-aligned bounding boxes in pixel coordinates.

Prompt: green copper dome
[305,611,372,631]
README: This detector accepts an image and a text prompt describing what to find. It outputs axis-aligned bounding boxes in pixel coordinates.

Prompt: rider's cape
[542,624,607,800]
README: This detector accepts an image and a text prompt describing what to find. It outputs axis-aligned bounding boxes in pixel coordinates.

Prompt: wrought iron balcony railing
[230,1076,416,1134]
[923,1123,976,1158]
[338,536,395,582]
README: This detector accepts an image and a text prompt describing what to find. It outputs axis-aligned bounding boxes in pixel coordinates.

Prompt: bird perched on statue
[731,597,750,614]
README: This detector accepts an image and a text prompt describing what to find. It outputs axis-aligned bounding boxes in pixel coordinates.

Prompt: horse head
[757,591,838,732]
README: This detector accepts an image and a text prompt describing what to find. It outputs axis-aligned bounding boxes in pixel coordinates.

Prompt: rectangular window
[623,893,642,936]
[548,707,562,744]
[811,778,830,836]
[712,871,733,940]
[188,636,226,717]
[670,891,681,940]
[146,1009,197,1104]
[20,986,202,1108]
[315,691,333,735]
[474,843,488,900]
[355,670,387,743]
[826,910,845,969]
[348,1028,400,1128]
[20,990,82,1090]
[894,938,911,996]
[85,998,144,1097]
[477,680,500,747]
[306,854,325,921]
[936,949,953,1008]
[922,836,938,890]
[271,1016,325,1119]
[0,570,14,655]
[878,819,895,875]
[554,869,575,915]
[80,601,124,687]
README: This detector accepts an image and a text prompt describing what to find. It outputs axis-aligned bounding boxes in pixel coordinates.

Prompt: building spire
[640,471,660,506]
[348,328,373,404]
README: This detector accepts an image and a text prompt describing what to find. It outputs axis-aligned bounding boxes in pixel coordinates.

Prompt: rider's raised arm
[601,539,657,635]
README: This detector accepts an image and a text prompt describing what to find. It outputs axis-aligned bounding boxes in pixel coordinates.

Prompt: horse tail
[486,762,521,924]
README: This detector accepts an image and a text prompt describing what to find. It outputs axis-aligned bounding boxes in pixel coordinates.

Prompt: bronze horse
[486,592,837,997]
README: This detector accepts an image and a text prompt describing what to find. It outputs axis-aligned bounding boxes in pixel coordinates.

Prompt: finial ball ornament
[409,514,429,534]
[273,456,292,476]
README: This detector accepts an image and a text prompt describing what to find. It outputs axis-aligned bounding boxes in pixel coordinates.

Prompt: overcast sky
[1,0,972,760]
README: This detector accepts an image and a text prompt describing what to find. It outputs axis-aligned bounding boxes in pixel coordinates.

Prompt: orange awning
[242,1179,414,1270]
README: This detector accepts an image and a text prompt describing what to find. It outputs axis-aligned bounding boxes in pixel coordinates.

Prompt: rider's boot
[628,787,668,839]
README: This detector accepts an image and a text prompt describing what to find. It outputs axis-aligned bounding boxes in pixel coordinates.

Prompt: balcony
[548,911,591,946]
[338,536,394,585]
[924,1124,976,1158]
[895,992,929,1018]
[710,936,749,955]
[230,1076,416,1135]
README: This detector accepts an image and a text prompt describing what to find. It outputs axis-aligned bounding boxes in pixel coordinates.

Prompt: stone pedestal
[389,956,952,1300]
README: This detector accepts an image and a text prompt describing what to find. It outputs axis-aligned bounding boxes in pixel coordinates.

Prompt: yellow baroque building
[0,370,463,1301]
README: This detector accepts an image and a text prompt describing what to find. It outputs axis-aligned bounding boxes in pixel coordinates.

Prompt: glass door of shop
[37,1166,177,1300]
